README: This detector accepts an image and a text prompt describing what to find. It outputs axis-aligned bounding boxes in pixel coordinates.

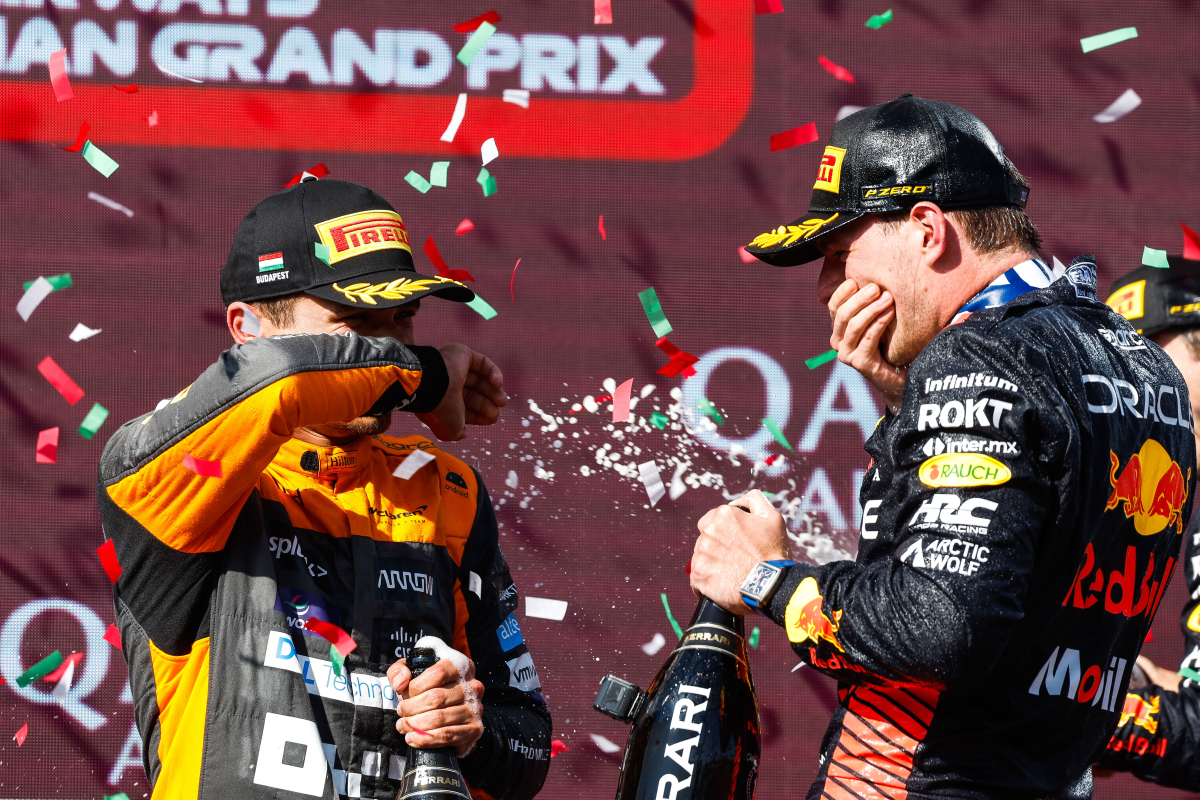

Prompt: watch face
[741,563,779,601]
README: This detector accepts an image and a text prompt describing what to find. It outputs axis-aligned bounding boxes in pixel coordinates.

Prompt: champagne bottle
[396,647,472,800]
[594,597,761,800]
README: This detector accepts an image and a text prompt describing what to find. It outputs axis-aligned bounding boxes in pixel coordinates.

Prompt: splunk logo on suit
[274,586,341,637]
[268,535,329,578]
[1082,374,1193,430]
[1028,645,1128,714]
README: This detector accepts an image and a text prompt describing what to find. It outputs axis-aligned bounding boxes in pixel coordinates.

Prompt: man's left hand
[690,490,791,615]
[388,655,486,757]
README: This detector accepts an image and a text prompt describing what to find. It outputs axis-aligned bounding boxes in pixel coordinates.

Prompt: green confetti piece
[457,20,497,66]
[749,627,760,648]
[698,398,723,425]
[1142,246,1170,269]
[805,349,838,369]
[81,141,119,177]
[466,295,497,319]
[1181,667,1200,683]
[429,161,450,188]
[78,402,109,439]
[314,242,332,266]
[22,274,71,292]
[637,287,673,338]
[762,418,794,451]
[405,170,432,194]
[660,592,684,640]
[864,8,892,28]
[105,794,132,800]
[1080,27,1137,53]
[476,167,497,196]
[17,650,63,688]
[331,646,345,677]
[650,412,669,429]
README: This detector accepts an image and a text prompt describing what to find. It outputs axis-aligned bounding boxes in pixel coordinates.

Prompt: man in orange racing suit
[97,179,551,799]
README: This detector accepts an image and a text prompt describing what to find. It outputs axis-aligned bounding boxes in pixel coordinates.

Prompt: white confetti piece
[481,137,499,165]
[440,93,467,142]
[154,61,203,83]
[668,462,688,501]
[88,191,133,217]
[836,105,865,121]
[792,662,806,672]
[641,632,666,655]
[468,571,482,598]
[1093,89,1141,123]
[502,89,530,108]
[146,110,158,127]
[506,470,519,488]
[590,733,621,753]
[1052,256,1067,278]
[69,323,101,341]
[51,659,75,701]
[638,460,665,506]
[526,596,568,620]
[16,277,53,321]
[241,307,261,336]
[393,449,436,479]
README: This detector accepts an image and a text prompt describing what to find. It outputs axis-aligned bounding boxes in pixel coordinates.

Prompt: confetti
[1181,222,1200,260]
[36,427,59,464]
[103,624,122,650]
[467,295,498,319]
[1181,667,1200,683]
[51,660,77,703]
[551,740,570,758]
[698,398,724,425]
[453,10,501,33]
[599,215,607,240]
[594,0,612,24]
[762,418,794,451]
[155,62,204,82]
[660,593,684,639]
[749,627,761,648]
[612,379,633,423]
[502,89,530,107]
[314,242,332,266]
[639,460,666,505]
[1145,629,1154,644]
[146,110,158,127]
[105,795,132,800]
[649,412,668,430]
[476,167,497,196]
[429,161,449,188]
[510,258,521,305]
[738,245,756,263]
[481,137,499,165]
[78,403,109,438]
[865,9,892,28]
[393,449,436,479]
[1080,27,1137,53]
[81,141,119,177]
[17,277,54,321]
[770,123,819,152]
[792,662,805,672]
[44,652,83,684]
[22,273,72,292]
[423,237,475,282]
[638,287,673,338]
[1093,89,1141,123]
[641,632,666,655]
[441,93,467,142]
[456,218,475,235]
[284,162,329,188]
[590,733,621,754]
[97,539,122,583]
[405,170,432,194]
[38,357,85,404]
[468,571,482,598]
[13,723,27,747]
[457,21,497,67]
[655,338,699,377]
[754,0,783,12]
[409,725,430,737]
[183,452,223,477]
[526,597,568,620]
[17,651,63,688]
[59,122,89,151]
[305,619,357,676]
[111,83,138,92]
[805,349,838,369]
[837,105,866,121]
[49,48,73,101]
[1142,246,1170,269]
[818,55,855,83]
[88,191,133,217]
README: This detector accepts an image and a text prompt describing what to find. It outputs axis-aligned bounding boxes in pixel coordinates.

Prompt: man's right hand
[828,278,906,412]
[417,343,508,441]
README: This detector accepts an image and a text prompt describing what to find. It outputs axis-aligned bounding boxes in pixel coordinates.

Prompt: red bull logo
[784,577,844,652]
[1117,693,1160,735]
[1105,439,1190,535]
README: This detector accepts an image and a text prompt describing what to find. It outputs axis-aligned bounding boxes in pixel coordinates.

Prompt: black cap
[1106,256,1200,336]
[747,94,1030,266]
[221,179,474,308]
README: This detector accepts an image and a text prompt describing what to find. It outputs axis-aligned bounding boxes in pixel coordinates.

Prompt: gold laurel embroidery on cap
[748,213,840,249]
[332,277,462,305]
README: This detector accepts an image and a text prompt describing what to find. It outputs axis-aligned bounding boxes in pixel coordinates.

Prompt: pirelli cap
[1106,256,1200,336]
[220,178,474,308]
[747,94,1030,267]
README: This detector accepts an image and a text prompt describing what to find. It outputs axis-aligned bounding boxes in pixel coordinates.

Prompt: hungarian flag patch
[258,253,284,272]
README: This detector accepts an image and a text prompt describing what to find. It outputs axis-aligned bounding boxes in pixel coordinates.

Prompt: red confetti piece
[38,356,84,404]
[409,725,430,736]
[97,539,122,584]
[305,618,357,658]
[1145,629,1155,644]
[183,452,223,478]
[593,394,612,404]
[13,724,27,747]
[423,236,475,283]
[42,652,83,683]
[680,365,697,378]
[111,84,138,93]
[456,218,475,235]
[58,122,89,152]
[284,162,329,188]
[754,0,783,12]
[612,379,633,423]
[510,258,521,305]
[738,246,757,263]
[817,55,855,84]
[684,558,692,575]
[764,454,780,465]
[453,10,501,33]
[1182,222,1200,261]
[35,427,59,464]
[599,215,607,240]
[550,739,570,757]
[594,0,612,24]
[770,123,819,152]
[655,338,700,377]
[49,49,72,101]
[103,624,122,650]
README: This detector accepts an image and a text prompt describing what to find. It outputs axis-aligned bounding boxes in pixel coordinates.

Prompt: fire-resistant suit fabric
[764,277,1196,799]
[1098,511,1200,789]
[96,332,551,800]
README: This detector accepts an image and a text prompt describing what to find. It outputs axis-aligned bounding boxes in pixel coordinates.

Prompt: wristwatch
[739,559,796,613]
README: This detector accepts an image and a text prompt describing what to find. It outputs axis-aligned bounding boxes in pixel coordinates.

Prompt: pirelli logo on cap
[314,210,411,265]
[813,146,846,193]
[1106,280,1145,321]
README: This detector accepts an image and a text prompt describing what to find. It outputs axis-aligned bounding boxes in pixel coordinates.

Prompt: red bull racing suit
[763,267,1196,799]
[97,333,551,799]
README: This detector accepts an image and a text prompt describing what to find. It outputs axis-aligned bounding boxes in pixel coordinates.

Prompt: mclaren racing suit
[764,266,1196,799]
[97,333,551,800]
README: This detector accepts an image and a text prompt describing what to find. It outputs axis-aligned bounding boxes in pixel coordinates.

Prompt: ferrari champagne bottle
[396,647,472,800]
[594,597,761,800]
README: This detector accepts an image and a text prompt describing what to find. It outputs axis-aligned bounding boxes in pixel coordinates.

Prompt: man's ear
[910,202,950,267]
[227,303,263,344]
